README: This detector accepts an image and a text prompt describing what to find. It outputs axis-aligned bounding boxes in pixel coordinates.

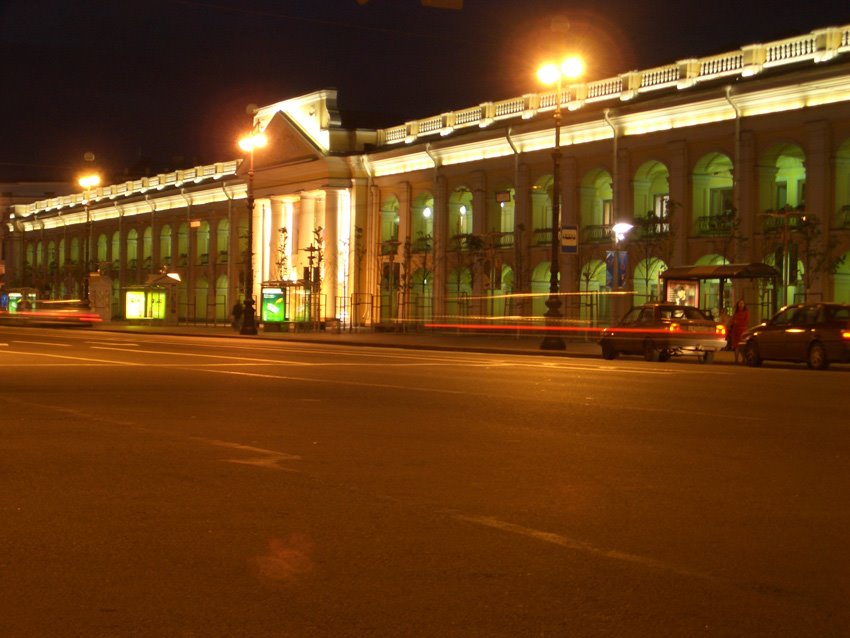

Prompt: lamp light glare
[78,174,101,189]
[422,207,432,218]
[612,222,633,242]
[238,132,268,152]
[537,63,560,86]
[561,56,584,79]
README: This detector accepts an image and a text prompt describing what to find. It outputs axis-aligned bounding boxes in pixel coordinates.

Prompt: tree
[711,207,748,265]
[274,227,289,281]
[576,243,609,327]
[628,199,679,303]
[762,212,847,301]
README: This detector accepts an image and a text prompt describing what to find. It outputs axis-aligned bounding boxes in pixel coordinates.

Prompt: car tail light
[716,324,727,336]
[667,322,681,332]
[842,330,850,341]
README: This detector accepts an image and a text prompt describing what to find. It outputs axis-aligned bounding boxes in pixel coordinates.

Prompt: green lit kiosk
[124,273,181,324]
[660,263,780,322]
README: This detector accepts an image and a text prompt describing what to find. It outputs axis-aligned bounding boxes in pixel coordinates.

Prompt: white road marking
[89,345,311,365]
[10,340,72,347]
[86,341,140,347]
[193,437,301,470]
[197,367,474,395]
[454,514,718,582]
[0,350,142,365]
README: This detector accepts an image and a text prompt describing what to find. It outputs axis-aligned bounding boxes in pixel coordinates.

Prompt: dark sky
[2,0,849,182]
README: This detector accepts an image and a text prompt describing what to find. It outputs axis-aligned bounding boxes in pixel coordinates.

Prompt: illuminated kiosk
[260,282,288,331]
[124,273,181,324]
[260,279,324,331]
[5,288,38,312]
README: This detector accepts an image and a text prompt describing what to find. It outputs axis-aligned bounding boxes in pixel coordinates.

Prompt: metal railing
[695,215,734,236]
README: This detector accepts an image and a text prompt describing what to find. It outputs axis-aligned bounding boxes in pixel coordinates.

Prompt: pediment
[237,111,324,174]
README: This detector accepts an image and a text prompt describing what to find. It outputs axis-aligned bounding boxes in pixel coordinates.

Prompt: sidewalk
[92,321,737,364]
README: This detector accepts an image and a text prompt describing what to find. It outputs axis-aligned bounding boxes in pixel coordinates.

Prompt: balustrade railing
[699,52,743,77]
[532,228,552,246]
[765,35,817,64]
[761,210,806,232]
[640,64,679,88]
[696,215,733,236]
[582,224,613,243]
[411,237,432,253]
[376,23,850,146]
[495,232,514,249]
[22,160,239,216]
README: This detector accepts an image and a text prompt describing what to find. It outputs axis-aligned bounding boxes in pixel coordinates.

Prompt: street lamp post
[237,131,268,335]
[78,173,101,304]
[611,222,633,309]
[537,57,583,350]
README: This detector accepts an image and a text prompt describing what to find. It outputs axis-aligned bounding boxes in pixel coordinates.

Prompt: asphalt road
[1,326,848,637]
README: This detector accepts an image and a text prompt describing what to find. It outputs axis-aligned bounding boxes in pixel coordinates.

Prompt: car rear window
[825,306,850,322]
[658,306,707,321]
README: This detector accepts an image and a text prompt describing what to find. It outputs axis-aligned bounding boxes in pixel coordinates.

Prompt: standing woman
[730,298,750,363]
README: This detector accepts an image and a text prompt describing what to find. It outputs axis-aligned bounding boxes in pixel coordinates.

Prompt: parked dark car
[599,303,727,363]
[739,302,850,369]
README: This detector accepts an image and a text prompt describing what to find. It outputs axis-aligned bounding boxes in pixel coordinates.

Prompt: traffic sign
[560,225,578,253]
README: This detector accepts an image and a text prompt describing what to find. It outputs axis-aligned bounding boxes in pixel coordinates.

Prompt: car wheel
[658,350,672,362]
[744,341,762,367]
[601,341,618,360]
[643,340,660,362]
[699,351,715,364]
[807,342,829,370]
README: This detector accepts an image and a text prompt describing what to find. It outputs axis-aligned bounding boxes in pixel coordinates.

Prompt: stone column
[615,148,632,223]
[561,156,579,297]
[266,198,282,280]
[398,182,412,323]
[514,163,531,296]
[805,120,833,299]
[432,174,448,318]
[322,191,339,320]
[667,140,689,265]
[471,170,487,315]
[737,130,757,262]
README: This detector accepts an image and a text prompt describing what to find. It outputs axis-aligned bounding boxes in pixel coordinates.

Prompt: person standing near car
[730,299,750,363]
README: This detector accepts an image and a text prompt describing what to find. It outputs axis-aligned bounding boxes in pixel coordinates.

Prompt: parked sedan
[739,302,850,369]
[599,303,727,363]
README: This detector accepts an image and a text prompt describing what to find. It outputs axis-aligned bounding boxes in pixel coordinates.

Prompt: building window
[775,182,788,209]
[709,188,733,215]
[602,199,613,226]
[652,194,670,234]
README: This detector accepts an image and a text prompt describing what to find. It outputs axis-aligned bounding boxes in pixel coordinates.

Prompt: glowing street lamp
[237,131,268,335]
[78,172,101,303]
[536,56,584,350]
[612,222,633,243]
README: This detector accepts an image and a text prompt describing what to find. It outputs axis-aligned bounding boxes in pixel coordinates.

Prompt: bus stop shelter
[661,263,780,319]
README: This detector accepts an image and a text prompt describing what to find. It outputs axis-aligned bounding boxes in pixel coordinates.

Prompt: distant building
[4,24,850,326]
[1,180,73,285]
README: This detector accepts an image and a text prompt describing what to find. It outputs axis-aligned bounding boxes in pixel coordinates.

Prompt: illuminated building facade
[4,24,850,326]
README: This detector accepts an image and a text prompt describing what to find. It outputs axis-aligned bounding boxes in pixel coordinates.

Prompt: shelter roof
[661,263,780,280]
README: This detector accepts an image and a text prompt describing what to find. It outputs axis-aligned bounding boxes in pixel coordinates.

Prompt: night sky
[2,0,849,182]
